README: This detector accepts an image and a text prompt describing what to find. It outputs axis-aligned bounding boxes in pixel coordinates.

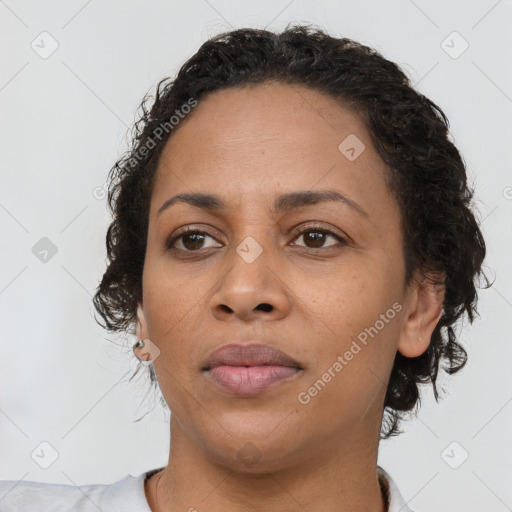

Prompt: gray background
[1,1,511,511]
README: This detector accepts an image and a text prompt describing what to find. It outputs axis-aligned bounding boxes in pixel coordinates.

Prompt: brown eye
[291,227,347,250]
[167,228,221,251]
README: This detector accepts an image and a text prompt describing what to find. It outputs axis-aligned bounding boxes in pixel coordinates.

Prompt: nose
[209,241,291,323]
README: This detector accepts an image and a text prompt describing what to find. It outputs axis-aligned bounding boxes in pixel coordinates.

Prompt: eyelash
[166,224,349,253]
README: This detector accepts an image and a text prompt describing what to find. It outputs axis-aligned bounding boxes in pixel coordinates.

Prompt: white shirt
[0,466,413,511]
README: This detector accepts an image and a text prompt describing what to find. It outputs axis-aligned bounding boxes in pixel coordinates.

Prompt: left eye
[291,228,347,249]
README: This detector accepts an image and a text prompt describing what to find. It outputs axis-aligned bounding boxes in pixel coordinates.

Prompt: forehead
[160,82,371,162]
[151,82,393,222]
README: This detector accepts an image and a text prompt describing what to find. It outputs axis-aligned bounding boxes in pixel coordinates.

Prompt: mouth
[202,343,304,396]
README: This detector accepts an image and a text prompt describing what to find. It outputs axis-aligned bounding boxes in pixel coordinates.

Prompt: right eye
[166,228,223,252]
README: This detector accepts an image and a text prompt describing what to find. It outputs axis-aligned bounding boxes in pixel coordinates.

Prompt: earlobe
[397,272,445,358]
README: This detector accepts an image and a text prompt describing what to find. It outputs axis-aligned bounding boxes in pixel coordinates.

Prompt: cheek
[298,263,396,335]
[295,309,400,429]
[142,266,201,367]
[296,262,402,386]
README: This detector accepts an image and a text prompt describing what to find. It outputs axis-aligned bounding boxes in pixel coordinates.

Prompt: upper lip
[202,343,302,370]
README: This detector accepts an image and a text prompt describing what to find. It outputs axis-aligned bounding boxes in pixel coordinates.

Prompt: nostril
[257,303,273,312]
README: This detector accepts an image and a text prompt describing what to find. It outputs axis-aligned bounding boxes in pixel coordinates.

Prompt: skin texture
[136,82,444,512]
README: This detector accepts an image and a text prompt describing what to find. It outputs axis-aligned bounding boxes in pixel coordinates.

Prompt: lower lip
[205,365,302,395]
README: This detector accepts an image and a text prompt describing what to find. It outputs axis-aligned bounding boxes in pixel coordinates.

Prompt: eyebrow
[156,189,369,219]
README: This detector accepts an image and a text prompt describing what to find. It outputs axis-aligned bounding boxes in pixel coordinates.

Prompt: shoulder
[0,470,155,512]
[0,478,116,512]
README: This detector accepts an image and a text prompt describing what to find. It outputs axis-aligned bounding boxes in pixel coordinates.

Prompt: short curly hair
[93,24,489,438]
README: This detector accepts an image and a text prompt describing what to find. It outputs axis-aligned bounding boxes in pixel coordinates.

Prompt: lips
[202,343,302,371]
[202,343,303,396]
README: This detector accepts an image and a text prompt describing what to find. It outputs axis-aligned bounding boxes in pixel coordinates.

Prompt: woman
[0,24,487,512]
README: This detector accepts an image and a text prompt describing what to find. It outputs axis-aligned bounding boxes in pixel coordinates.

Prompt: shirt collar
[378,466,414,512]
[108,466,413,512]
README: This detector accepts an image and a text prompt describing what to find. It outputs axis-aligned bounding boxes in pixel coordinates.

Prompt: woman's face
[136,82,432,470]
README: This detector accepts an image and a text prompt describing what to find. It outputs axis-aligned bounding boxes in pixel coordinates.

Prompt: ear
[136,302,150,340]
[397,271,445,358]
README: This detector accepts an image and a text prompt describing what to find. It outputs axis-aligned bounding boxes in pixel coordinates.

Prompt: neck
[146,416,387,512]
